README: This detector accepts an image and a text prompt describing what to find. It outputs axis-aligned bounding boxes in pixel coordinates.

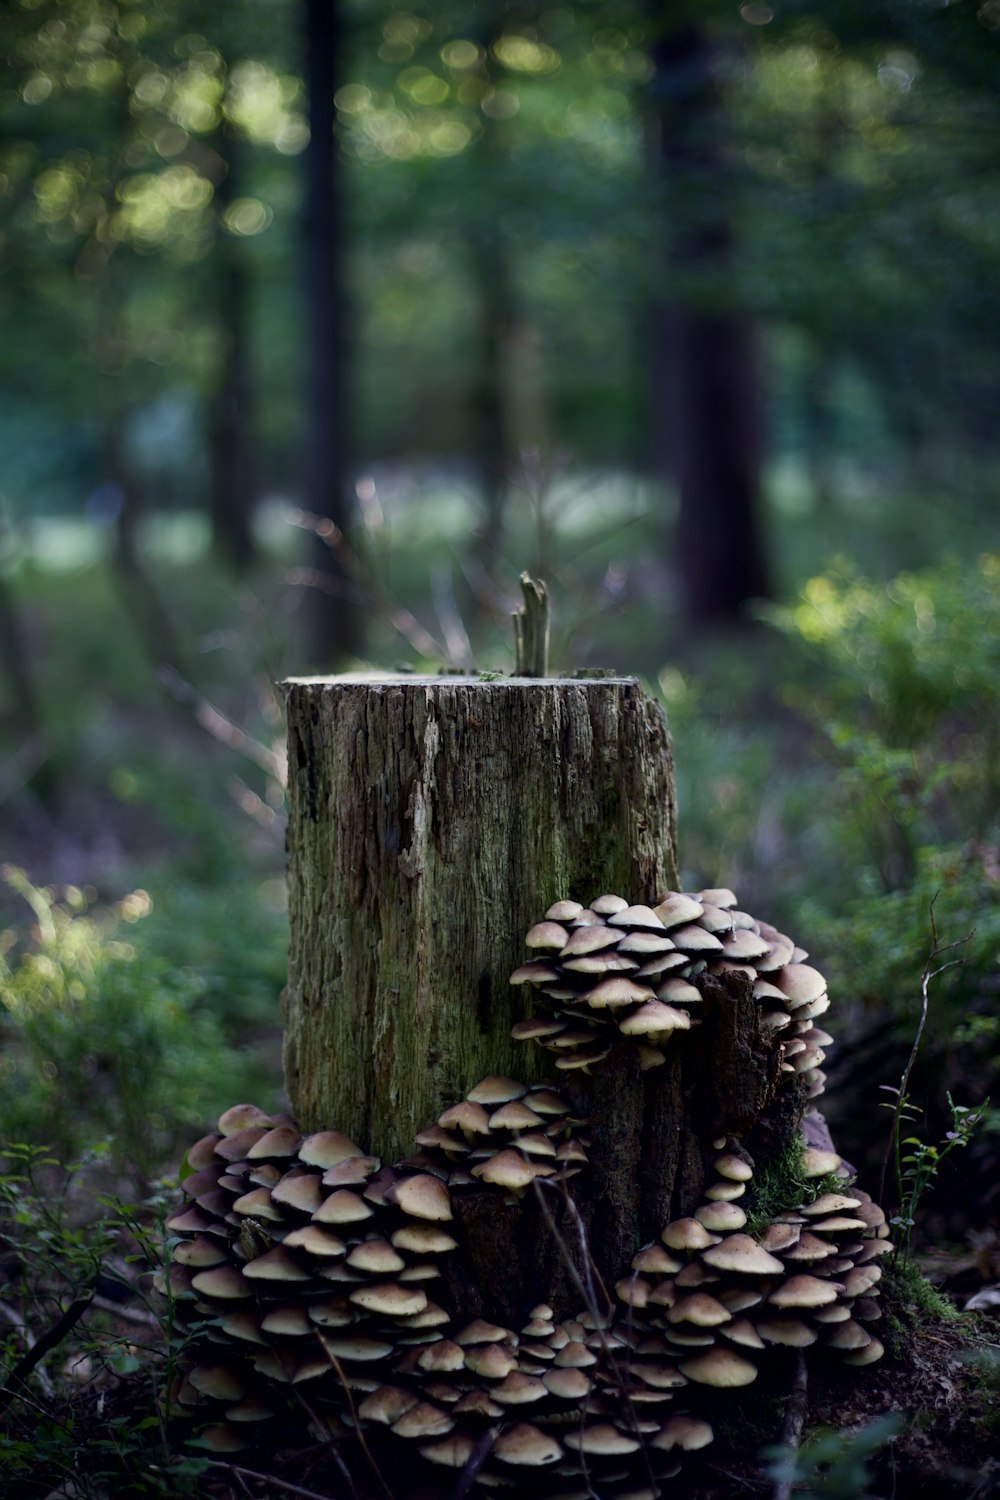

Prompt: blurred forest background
[1,0,998,1278]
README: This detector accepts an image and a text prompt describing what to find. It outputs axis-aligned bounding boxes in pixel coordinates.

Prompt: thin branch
[0,1300,55,1398]
[0,1292,94,1415]
[878,896,974,1207]
[207,1464,345,1500]
[773,1349,809,1500]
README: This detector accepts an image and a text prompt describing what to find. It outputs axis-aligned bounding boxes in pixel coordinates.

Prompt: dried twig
[207,1464,344,1500]
[773,1348,809,1500]
[0,1299,55,1398]
[0,1292,94,1414]
[878,897,973,1208]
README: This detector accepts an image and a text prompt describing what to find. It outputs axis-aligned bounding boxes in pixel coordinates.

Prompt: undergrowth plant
[0,869,261,1179]
[765,1414,904,1500]
[0,1146,204,1498]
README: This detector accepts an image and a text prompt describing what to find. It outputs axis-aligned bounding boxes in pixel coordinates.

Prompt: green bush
[0,869,272,1177]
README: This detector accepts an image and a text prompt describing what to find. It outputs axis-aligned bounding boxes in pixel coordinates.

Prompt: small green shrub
[0,869,266,1176]
[765,1414,904,1500]
[0,1146,206,1498]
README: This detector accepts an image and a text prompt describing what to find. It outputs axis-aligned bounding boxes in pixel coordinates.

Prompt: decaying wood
[283,674,678,1166]
[283,673,796,1321]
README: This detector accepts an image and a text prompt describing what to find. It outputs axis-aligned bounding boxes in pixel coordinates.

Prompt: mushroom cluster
[404,1075,589,1200]
[511,890,831,1094]
[163,1104,459,1454]
[614,1139,891,1380]
[353,1300,713,1496]
[164,886,891,1496]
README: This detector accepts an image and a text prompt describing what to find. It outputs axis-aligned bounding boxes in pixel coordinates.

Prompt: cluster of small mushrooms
[162,889,889,1497]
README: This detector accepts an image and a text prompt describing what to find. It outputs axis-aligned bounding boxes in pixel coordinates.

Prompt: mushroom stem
[512,574,550,677]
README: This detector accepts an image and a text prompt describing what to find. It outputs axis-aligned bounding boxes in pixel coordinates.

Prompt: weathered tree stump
[282,672,794,1320]
[283,674,677,1151]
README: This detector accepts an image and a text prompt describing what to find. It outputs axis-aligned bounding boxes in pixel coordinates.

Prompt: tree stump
[282,672,794,1320]
[283,674,677,1154]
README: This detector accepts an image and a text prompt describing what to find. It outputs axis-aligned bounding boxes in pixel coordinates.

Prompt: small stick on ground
[773,1348,809,1500]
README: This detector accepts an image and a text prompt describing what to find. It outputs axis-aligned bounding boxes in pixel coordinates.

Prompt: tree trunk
[648,15,769,625]
[302,0,359,664]
[209,141,257,572]
[283,674,796,1319]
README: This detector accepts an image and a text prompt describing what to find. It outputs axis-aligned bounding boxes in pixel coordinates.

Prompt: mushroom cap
[661,1218,719,1253]
[618,1001,691,1036]
[714,1153,754,1182]
[564,1423,640,1456]
[653,894,704,927]
[298,1130,364,1168]
[841,1334,885,1365]
[358,1386,420,1425]
[489,1100,544,1131]
[472,1149,537,1191]
[492,1372,548,1405]
[467,1077,528,1105]
[345,1239,405,1274]
[756,1317,818,1347]
[386,1174,453,1221]
[608,904,667,931]
[667,1292,732,1327]
[800,1148,843,1178]
[702,1234,785,1275]
[391,1402,454,1439]
[313,1189,374,1225]
[350,1283,428,1317]
[679,1347,758,1387]
[493,1423,563,1466]
[585,976,656,1009]
[245,1125,303,1160]
[217,1103,274,1136]
[241,1247,312,1283]
[775,964,827,1004]
[419,1434,477,1468]
[543,1366,593,1400]
[390,1223,458,1254]
[695,1201,748,1232]
[768,1274,843,1309]
[526,921,570,950]
[652,1415,714,1452]
[546,900,584,921]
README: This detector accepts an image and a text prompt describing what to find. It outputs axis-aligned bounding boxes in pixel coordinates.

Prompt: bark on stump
[283,673,793,1323]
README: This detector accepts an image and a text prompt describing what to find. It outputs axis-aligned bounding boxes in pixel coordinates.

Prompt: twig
[773,1349,809,1500]
[91,1294,162,1328]
[207,1464,343,1500]
[157,666,286,783]
[878,896,973,1207]
[286,509,446,662]
[0,1292,94,1414]
[452,1425,498,1500]
[0,1299,55,1398]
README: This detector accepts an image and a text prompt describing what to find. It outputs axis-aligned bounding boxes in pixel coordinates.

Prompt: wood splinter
[512,573,550,677]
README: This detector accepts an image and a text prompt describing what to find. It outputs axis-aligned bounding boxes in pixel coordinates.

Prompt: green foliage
[744,1134,843,1237]
[881,1088,989,1258]
[882,1254,959,1326]
[0,869,269,1175]
[0,1147,206,1498]
[765,1415,904,1500]
[964,1348,1000,1438]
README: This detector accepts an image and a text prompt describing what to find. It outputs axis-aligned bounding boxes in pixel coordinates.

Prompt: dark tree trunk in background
[302,0,359,665]
[649,15,769,625]
[210,144,257,571]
